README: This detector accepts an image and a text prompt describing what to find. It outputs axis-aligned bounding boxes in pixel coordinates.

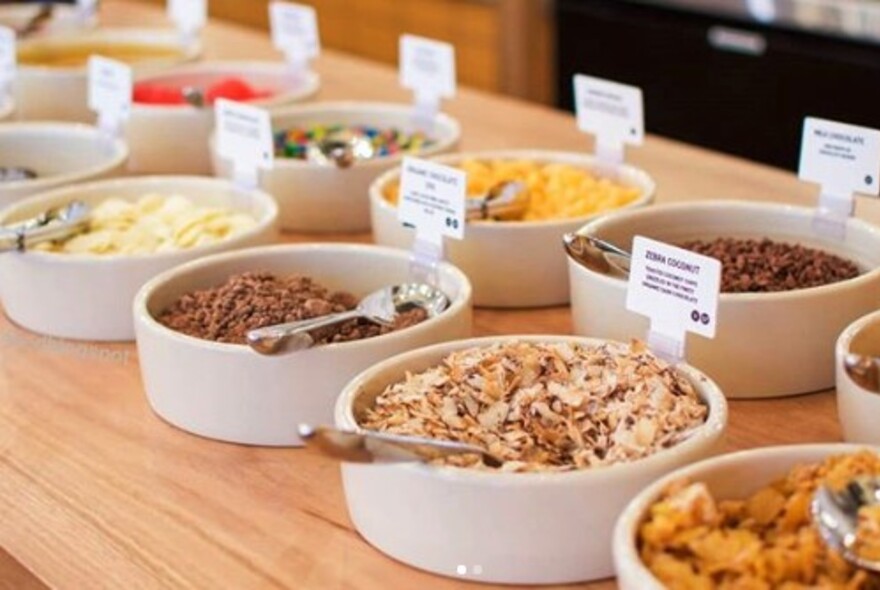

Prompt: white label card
[0,26,15,89]
[215,98,274,174]
[270,1,320,60]
[573,74,644,165]
[168,0,207,37]
[77,0,98,18]
[626,236,721,360]
[87,56,132,124]
[798,117,880,197]
[400,34,456,100]
[398,156,466,241]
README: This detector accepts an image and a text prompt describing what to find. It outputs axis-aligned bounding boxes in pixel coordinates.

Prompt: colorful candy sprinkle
[273,124,435,162]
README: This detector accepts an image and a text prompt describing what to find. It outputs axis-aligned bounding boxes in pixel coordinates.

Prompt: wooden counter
[2,2,877,588]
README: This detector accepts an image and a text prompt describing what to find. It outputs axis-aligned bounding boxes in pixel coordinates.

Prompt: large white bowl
[613,443,876,590]
[134,243,473,446]
[211,101,462,233]
[127,61,320,175]
[0,123,128,210]
[371,150,656,308]
[0,176,278,341]
[335,335,728,585]
[15,28,201,123]
[837,309,880,445]
[568,201,880,398]
[0,3,96,36]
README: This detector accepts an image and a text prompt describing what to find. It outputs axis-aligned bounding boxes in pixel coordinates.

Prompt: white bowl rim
[0,122,128,192]
[836,309,880,401]
[17,27,203,72]
[335,334,728,484]
[612,442,880,588]
[133,242,474,354]
[0,175,278,264]
[370,149,657,230]
[211,100,462,171]
[131,61,320,113]
[567,199,880,302]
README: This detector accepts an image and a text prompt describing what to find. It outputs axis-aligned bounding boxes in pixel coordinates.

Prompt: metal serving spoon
[181,86,205,108]
[0,166,38,183]
[0,201,90,252]
[299,424,504,468]
[307,132,375,168]
[15,3,53,38]
[465,180,529,221]
[562,232,632,275]
[813,476,880,572]
[844,354,880,393]
[246,282,449,355]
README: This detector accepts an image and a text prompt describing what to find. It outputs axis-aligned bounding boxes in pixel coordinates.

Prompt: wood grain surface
[1,2,877,589]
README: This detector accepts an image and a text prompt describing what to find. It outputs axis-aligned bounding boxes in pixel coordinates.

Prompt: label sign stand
[0,26,15,105]
[400,34,456,135]
[269,1,320,87]
[798,117,880,239]
[573,74,644,175]
[214,98,274,189]
[398,156,466,287]
[625,237,721,364]
[77,0,98,24]
[168,0,207,47]
[87,56,132,154]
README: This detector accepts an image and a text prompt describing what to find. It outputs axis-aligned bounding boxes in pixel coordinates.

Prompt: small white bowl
[15,28,201,123]
[335,335,728,585]
[0,176,278,341]
[371,150,656,308]
[0,4,96,36]
[568,201,880,398]
[134,244,473,446]
[837,309,880,445]
[126,61,320,175]
[211,101,462,233]
[0,123,128,210]
[613,443,876,590]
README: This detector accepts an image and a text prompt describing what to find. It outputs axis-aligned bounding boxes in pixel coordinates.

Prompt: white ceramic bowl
[0,4,96,36]
[211,101,462,233]
[335,335,728,585]
[126,61,320,175]
[568,201,880,398]
[15,28,201,123]
[134,244,473,446]
[371,150,656,308]
[0,176,278,341]
[613,443,876,590]
[837,309,880,445]
[0,123,128,210]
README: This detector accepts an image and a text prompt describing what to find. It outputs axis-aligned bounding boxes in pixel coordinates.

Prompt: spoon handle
[246,309,363,355]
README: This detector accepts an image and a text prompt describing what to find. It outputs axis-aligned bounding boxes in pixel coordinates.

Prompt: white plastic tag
[400,34,456,134]
[573,74,644,169]
[87,56,132,141]
[168,0,207,45]
[626,236,721,364]
[0,26,15,99]
[214,98,274,189]
[270,1,320,82]
[77,0,98,22]
[398,156,466,285]
[798,117,880,238]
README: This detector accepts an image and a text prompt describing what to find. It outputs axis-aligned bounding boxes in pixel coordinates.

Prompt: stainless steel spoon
[246,282,449,355]
[181,86,205,108]
[465,180,529,221]
[298,424,504,468]
[562,232,632,275]
[0,166,38,182]
[845,354,880,393]
[812,476,880,572]
[0,200,90,252]
[307,133,375,168]
[15,3,53,38]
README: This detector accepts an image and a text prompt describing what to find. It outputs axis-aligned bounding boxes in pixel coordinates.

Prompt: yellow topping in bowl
[383,158,642,221]
[33,194,256,256]
[18,42,186,68]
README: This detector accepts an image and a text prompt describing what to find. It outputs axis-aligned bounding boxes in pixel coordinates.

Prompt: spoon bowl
[563,232,631,275]
[812,476,880,572]
[844,353,880,393]
[246,282,449,355]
